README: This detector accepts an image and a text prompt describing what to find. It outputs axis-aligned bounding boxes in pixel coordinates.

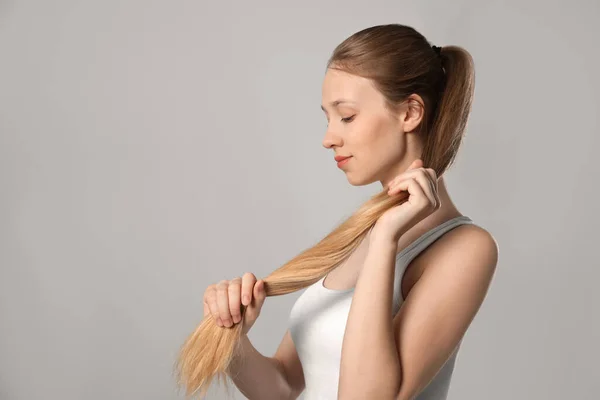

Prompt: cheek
[353,127,404,180]
[350,118,388,148]
[352,121,398,160]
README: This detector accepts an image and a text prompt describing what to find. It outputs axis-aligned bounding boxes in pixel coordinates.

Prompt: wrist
[370,226,405,246]
[368,231,400,251]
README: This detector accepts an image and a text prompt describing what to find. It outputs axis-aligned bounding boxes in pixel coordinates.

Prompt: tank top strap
[396,215,474,265]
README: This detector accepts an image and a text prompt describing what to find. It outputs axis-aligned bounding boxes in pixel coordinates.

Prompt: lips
[336,156,352,168]
[334,155,351,162]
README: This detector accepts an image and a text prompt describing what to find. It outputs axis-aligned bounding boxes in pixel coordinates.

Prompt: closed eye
[341,115,356,123]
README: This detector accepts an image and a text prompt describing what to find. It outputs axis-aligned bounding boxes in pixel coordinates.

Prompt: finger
[203,300,210,318]
[241,272,257,306]
[216,280,233,328]
[388,161,426,189]
[390,169,436,205]
[228,277,243,324]
[205,287,222,326]
[411,170,437,207]
[389,168,427,192]
[202,286,213,318]
[389,168,418,187]
[389,178,427,206]
[252,279,267,310]
[408,159,423,170]
[426,168,438,182]
[388,171,410,190]
[425,168,441,207]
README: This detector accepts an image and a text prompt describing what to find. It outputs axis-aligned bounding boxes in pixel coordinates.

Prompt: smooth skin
[202,66,496,399]
[203,273,305,397]
[203,273,266,334]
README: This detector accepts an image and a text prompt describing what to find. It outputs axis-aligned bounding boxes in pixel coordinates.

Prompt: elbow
[394,382,420,400]
[339,361,402,399]
[280,383,302,400]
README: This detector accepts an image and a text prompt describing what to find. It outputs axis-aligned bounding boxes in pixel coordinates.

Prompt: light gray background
[1,1,598,399]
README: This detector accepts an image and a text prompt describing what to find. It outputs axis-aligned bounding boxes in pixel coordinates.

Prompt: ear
[398,93,425,133]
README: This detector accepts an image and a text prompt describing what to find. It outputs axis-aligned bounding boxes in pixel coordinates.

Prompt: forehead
[321,68,380,109]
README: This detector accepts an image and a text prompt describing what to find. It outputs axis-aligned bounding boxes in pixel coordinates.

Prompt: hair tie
[432,45,442,56]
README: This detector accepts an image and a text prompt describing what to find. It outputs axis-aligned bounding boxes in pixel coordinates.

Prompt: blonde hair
[175,23,475,398]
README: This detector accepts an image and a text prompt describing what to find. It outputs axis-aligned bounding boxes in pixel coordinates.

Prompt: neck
[437,176,460,214]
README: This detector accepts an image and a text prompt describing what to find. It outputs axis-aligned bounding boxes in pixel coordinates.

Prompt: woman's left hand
[371,159,441,243]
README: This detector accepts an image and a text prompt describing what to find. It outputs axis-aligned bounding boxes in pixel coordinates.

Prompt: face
[321,67,424,188]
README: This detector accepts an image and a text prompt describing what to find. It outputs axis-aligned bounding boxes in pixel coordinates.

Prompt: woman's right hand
[203,272,267,335]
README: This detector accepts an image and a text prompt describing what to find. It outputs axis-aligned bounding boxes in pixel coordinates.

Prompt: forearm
[227,334,292,400]
[338,237,402,399]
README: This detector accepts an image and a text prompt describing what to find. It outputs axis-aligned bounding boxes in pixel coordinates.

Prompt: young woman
[177,23,498,400]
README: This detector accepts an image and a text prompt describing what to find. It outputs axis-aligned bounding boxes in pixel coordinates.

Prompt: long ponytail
[175,24,475,398]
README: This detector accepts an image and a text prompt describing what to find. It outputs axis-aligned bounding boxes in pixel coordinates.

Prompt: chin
[344,171,376,187]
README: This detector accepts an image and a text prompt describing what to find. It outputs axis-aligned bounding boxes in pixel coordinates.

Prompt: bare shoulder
[418,222,499,274]
[403,223,499,298]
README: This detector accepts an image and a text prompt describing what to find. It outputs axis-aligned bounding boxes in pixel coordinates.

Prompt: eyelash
[325,115,356,126]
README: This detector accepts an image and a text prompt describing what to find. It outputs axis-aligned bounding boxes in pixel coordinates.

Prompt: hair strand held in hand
[174,22,475,399]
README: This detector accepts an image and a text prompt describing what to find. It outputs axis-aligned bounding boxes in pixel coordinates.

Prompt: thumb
[409,158,423,170]
[253,280,267,307]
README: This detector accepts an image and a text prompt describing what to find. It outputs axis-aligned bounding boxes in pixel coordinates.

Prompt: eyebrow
[320,99,357,112]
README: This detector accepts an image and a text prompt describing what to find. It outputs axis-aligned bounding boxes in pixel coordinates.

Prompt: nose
[322,128,343,150]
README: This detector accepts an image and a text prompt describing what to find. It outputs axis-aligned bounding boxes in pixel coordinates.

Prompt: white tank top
[288,215,474,399]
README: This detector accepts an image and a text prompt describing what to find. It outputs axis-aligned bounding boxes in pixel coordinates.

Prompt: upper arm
[271,329,305,399]
[392,226,498,400]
